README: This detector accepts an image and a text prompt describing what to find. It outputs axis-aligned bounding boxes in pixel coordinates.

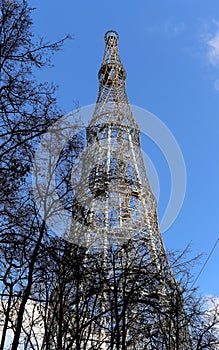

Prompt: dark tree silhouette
[0,1,70,349]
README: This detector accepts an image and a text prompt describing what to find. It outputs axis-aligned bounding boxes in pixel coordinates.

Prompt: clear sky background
[29,0,219,297]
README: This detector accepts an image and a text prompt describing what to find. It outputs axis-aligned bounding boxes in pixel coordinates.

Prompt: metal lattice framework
[62,31,192,349]
[70,31,160,250]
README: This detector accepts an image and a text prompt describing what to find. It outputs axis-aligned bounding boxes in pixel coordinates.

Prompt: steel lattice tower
[71,31,160,250]
[64,31,192,349]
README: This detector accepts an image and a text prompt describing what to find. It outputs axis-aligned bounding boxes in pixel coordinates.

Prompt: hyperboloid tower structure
[64,31,192,349]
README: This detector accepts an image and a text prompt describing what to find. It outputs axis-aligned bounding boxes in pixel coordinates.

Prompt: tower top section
[98,30,126,87]
[104,30,119,45]
[88,30,138,130]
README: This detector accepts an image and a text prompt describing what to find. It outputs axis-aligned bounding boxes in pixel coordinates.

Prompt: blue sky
[29,0,219,296]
